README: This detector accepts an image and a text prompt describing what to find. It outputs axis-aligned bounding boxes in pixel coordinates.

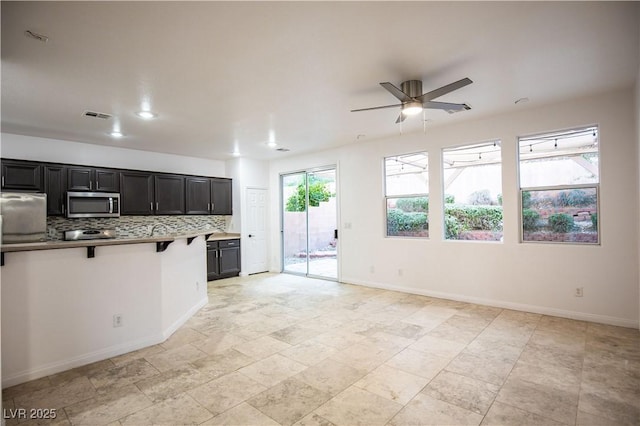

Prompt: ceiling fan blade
[351,103,403,112]
[423,101,471,112]
[380,82,412,102]
[419,77,473,102]
[395,114,407,124]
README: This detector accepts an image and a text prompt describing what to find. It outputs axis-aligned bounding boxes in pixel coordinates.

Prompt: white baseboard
[2,297,210,388]
[340,276,639,330]
[162,297,209,340]
[1,334,165,388]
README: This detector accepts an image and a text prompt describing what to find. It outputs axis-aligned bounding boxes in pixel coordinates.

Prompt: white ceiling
[2,2,638,161]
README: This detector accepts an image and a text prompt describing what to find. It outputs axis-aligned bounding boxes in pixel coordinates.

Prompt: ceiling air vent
[276,148,290,152]
[83,111,112,120]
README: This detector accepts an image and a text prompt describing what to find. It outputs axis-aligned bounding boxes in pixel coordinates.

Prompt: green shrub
[387,209,428,234]
[285,182,331,212]
[444,194,455,204]
[555,189,596,207]
[522,191,532,208]
[522,208,540,231]
[591,213,598,231]
[548,213,574,233]
[444,215,462,239]
[468,189,493,206]
[444,205,503,231]
[396,197,428,212]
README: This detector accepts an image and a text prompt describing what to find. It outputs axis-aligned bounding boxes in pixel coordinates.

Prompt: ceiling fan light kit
[401,101,423,116]
[352,77,473,123]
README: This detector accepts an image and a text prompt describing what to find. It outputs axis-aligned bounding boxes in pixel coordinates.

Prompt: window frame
[383,151,429,239]
[517,125,600,245]
[441,140,503,243]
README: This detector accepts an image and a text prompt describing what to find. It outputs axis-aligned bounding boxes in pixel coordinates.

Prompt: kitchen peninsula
[1,230,239,387]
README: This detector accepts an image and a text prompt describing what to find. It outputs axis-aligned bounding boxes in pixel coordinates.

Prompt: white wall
[269,88,639,328]
[1,238,208,387]
[226,157,269,274]
[636,57,640,329]
[0,133,226,177]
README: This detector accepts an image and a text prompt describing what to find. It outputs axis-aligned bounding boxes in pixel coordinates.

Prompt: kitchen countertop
[1,231,241,253]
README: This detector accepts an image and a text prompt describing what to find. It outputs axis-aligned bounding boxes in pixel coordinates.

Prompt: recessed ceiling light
[136,111,157,119]
[267,141,277,148]
[109,131,124,138]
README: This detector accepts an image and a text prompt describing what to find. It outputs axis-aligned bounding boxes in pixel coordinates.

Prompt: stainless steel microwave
[66,191,120,218]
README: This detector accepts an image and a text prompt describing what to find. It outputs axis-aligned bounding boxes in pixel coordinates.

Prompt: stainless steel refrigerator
[0,192,47,243]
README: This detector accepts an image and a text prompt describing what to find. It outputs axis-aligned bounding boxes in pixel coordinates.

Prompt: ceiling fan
[351,77,473,123]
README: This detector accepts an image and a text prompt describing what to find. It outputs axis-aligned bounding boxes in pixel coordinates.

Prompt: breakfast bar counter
[0,231,241,253]
[0,230,240,388]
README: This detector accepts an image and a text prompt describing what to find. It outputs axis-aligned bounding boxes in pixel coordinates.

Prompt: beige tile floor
[3,273,639,425]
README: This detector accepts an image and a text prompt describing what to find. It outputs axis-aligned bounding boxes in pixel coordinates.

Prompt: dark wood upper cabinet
[95,168,119,192]
[154,174,185,215]
[186,177,232,215]
[211,178,232,215]
[68,167,119,192]
[44,165,67,216]
[1,158,232,217]
[120,171,154,215]
[67,167,92,191]
[185,176,211,214]
[1,160,43,192]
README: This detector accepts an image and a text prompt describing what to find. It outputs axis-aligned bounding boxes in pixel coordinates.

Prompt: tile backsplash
[47,215,228,240]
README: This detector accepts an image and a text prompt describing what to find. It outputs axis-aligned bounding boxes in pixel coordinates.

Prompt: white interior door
[246,188,268,274]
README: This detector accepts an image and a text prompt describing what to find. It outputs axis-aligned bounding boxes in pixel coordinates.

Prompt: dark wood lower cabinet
[207,239,241,281]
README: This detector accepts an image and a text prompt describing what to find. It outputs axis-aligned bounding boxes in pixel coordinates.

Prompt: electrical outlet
[113,314,123,327]
[574,287,584,297]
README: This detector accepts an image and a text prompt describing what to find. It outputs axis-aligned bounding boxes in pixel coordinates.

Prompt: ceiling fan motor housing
[401,80,423,98]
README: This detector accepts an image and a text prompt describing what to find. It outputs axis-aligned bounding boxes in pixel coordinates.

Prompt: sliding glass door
[281,167,337,280]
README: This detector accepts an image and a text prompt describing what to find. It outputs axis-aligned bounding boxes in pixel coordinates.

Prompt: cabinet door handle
[150,202,153,211]
[89,181,93,190]
[1,176,4,187]
[211,203,215,212]
[208,203,211,211]
[62,204,65,214]
[156,202,159,211]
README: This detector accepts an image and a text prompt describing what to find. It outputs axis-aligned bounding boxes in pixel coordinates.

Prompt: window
[385,152,428,237]
[519,126,599,244]
[442,141,502,241]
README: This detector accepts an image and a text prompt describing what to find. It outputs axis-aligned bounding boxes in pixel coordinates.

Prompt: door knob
[248,234,253,237]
